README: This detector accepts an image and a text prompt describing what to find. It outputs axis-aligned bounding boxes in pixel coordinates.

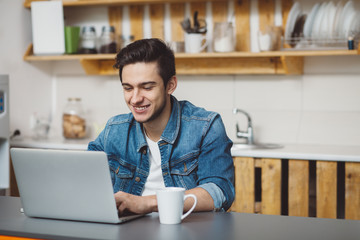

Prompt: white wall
[1,0,360,146]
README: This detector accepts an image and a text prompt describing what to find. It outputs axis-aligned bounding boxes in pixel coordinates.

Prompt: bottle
[99,26,117,53]
[79,26,97,54]
[62,98,87,139]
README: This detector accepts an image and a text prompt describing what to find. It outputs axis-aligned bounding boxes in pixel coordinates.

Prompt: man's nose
[131,89,143,104]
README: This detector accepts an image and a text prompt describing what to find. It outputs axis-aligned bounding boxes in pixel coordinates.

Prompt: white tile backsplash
[48,67,360,145]
[297,111,360,146]
[234,75,303,111]
[303,74,360,112]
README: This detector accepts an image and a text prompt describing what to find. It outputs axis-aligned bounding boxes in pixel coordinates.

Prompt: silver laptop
[10,147,144,224]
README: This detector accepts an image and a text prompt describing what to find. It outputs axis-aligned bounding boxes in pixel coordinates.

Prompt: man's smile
[133,105,150,112]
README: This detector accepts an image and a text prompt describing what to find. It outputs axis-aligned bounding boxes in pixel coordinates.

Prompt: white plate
[325,1,337,38]
[285,2,302,39]
[349,13,360,37]
[333,1,345,37]
[311,2,327,39]
[344,11,356,37]
[303,3,320,38]
[319,2,334,39]
[338,1,355,38]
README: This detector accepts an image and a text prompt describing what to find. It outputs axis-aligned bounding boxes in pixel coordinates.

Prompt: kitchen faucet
[233,108,254,145]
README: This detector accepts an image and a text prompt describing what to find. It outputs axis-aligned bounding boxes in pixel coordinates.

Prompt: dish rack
[282,32,360,50]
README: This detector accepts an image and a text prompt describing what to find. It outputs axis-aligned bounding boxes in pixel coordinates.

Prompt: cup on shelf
[184,33,208,53]
[64,26,80,54]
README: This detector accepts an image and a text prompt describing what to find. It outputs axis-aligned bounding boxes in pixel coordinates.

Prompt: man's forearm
[184,187,214,212]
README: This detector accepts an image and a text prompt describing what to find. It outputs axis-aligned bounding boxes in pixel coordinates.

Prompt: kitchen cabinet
[23,0,360,75]
[231,156,360,220]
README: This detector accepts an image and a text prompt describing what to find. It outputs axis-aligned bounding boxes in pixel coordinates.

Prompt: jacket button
[142,149,147,155]
[135,177,141,182]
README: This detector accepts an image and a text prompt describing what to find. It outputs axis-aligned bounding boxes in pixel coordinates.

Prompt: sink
[232,143,283,150]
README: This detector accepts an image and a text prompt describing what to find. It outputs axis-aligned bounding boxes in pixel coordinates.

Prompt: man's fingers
[118,202,127,215]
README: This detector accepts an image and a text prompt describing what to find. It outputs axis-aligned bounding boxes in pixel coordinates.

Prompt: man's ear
[166,76,177,95]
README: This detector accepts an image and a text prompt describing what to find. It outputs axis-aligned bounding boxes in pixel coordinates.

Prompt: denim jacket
[88,96,235,211]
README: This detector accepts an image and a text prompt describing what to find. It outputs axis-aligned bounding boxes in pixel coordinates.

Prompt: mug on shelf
[184,33,208,53]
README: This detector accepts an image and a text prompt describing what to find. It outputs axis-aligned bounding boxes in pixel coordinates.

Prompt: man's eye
[144,86,153,90]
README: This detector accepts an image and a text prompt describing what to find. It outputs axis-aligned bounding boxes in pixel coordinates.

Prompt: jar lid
[67,97,82,101]
[102,26,115,33]
[121,35,135,41]
[82,26,96,33]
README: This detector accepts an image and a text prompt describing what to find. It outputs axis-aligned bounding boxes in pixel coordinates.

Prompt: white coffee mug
[156,187,197,224]
[184,33,208,53]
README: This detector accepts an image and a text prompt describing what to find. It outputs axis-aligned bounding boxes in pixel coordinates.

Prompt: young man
[88,38,234,215]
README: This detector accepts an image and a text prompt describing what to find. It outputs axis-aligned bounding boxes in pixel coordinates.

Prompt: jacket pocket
[108,156,136,193]
[170,151,199,189]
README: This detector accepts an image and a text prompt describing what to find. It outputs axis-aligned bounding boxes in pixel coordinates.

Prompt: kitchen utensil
[180,12,207,34]
[193,11,200,32]
[180,18,191,33]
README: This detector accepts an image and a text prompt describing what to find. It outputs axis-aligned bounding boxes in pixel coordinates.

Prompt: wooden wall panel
[212,1,228,23]
[234,0,250,51]
[150,4,164,39]
[317,161,337,219]
[261,158,281,215]
[130,5,144,40]
[288,160,309,217]
[258,0,275,32]
[170,3,185,41]
[232,157,255,213]
[108,6,123,42]
[345,162,360,220]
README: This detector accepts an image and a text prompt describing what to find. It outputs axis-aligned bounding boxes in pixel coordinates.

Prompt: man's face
[121,62,173,125]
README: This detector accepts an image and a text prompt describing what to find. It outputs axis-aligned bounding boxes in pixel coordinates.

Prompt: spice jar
[99,26,117,53]
[62,98,87,139]
[79,26,97,54]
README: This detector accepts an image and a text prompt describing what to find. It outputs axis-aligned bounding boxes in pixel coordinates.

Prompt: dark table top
[0,196,359,240]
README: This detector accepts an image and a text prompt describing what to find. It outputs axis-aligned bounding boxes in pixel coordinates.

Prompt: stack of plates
[285,0,360,42]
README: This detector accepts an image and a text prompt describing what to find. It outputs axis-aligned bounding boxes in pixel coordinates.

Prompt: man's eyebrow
[122,81,157,87]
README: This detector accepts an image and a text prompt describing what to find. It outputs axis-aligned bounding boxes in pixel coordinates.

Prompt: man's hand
[114,191,157,216]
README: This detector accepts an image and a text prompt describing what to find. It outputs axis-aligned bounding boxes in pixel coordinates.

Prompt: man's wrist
[145,195,158,212]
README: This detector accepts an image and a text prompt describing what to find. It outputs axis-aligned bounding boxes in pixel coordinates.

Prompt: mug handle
[199,36,208,52]
[181,194,197,220]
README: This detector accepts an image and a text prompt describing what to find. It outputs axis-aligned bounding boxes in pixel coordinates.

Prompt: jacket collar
[135,95,180,152]
[161,95,180,144]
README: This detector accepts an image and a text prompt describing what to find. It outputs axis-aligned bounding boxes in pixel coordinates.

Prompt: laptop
[10,147,144,224]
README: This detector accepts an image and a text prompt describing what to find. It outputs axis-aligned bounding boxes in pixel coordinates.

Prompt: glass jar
[99,26,117,53]
[79,26,97,54]
[62,98,87,139]
[213,22,235,52]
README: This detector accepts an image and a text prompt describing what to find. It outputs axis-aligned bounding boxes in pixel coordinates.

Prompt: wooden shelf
[23,0,360,75]
[23,44,359,75]
[24,0,217,8]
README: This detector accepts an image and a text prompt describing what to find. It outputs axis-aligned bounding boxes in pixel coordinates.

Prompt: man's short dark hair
[113,38,176,87]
